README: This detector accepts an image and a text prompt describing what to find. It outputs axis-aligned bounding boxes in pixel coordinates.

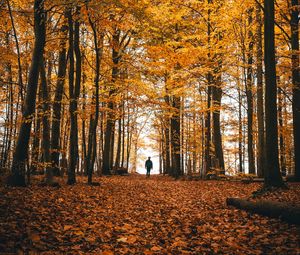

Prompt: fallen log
[226,198,300,225]
[241,178,264,184]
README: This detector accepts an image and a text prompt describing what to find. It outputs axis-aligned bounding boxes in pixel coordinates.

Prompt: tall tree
[102,30,120,175]
[170,95,181,178]
[263,0,285,187]
[8,0,46,186]
[86,9,103,184]
[164,92,171,175]
[256,1,265,178]
[246,8,255,175]
[67,6,81,185]
[212,66,225,174]
[50,17,68,177]
[40,57,53,184]
[291,0,300,181]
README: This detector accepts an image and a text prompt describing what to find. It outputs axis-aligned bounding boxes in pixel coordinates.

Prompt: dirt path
[0,175,299,254]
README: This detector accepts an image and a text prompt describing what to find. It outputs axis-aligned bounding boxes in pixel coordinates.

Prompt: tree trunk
[238,83,244,173]
[0,44,14,169]
[278,88,287,176]
[9,0,46,186]
[226,198,300,225]
[164,94,171,175]
[246,9,255,175]
[7,0,24,102]
[86,13,103,184]
[115,117,122,169]
[81,57,87,175]
[212,78,225,174]
[170,96,181,178]
[102,31,120,175]
[192,110,197,173]
[31,88,42,175]
[109,123,115,170]
[263,0,285,187]
[121,101,125,168]
[291,0,300,181]
[67,6,81,185]
[204,78,212,176]
[50,21,68,176]
[256,2,265,178]
[40,57,53,184]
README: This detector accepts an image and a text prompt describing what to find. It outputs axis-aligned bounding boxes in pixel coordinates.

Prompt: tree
[50,16,68,177]
[86,6,103,184]
[255,1,265,178]
[8,0,46,186]
[67,6,81,185]
[102,29,120,175]
[263,0,285,187]
[291,0,300,181]
[245,8,255,175]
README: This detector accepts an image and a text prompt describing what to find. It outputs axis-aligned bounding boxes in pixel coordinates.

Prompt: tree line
[0,0,299,187]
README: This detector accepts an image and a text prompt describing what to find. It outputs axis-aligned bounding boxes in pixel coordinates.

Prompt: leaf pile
[0,175,299,254]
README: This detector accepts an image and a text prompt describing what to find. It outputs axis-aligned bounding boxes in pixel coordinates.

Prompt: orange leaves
[29,232,41,242]
[1,176,300,254]
[101,250,114,255]
[117,235,137,244]
[63,225,72,231]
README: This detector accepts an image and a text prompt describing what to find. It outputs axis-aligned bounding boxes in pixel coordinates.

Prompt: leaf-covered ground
[0,175,299,254]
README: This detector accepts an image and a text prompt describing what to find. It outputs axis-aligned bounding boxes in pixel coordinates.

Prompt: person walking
[145,157,153,177]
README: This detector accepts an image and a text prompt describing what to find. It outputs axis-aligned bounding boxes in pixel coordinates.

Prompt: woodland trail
[0,175,299,254]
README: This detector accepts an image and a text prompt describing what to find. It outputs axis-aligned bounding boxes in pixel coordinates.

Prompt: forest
[0,0,299,254]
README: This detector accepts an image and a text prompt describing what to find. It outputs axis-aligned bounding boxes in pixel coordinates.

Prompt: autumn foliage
[1,175,299,254]
[0,0,299,254]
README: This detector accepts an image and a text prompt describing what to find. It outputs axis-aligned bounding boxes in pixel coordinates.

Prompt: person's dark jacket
[145,159,153,170]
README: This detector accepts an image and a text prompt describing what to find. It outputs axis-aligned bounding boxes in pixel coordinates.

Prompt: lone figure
[145,157,153,177]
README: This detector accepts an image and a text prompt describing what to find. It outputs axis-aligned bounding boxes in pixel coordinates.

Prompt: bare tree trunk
[115,117,122,169]
[40,57,53,184]
[204,78,212,177]
[50,21,68,176]
[109,123,115,170]
[246,9,256,175]
[291,0,300,181]
[86,12,103,183]
[67,6,81,185]
[263,0,284,187]
[256,2,265,178]
[7,0,24,102]
[9,0,46,186]
[81,56,87,175]
[164,94,171,175]
[103,30,120,175]
[31,87,42,175]
[238,82,244,173]
[170,96,181,178]
[278,88,286,176]
[212,77,225,174]
[192,109,197,173]
[121,100,125,168]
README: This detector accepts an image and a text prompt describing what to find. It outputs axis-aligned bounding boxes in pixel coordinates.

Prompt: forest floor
[0,174,299,255]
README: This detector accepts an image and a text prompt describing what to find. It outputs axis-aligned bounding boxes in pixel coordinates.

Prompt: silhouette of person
[145,157,153,177]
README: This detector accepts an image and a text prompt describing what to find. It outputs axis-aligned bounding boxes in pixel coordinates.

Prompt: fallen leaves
[63,225,72,231]
[0,175,299,254]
